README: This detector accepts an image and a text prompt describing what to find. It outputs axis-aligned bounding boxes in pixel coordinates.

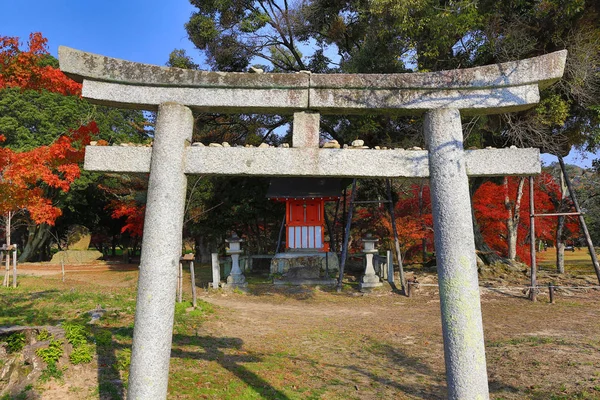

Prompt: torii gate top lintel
[59,46,566,116]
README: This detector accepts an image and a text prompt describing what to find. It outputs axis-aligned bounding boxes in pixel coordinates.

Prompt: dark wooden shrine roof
[267,178,346,199]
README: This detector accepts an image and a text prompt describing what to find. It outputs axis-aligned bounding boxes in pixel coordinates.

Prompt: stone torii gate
[59,47,566,400]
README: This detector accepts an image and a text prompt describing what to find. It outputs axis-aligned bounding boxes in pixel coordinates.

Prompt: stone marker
[59,46,566,400]
[211,253,220,289]
[386,250,394,285]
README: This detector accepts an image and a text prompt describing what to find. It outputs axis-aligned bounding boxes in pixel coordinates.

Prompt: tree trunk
[556,167,568,274]
[504,177,525,261]
[19,223,51,262]
[194,235,213,263]
[471,178,506,265]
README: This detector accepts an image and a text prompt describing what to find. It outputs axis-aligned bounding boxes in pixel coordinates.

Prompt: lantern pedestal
[360,234,383,291]
[224,234,248,289]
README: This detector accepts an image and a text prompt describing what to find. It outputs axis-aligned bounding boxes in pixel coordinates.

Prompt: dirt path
[195,285,600,399]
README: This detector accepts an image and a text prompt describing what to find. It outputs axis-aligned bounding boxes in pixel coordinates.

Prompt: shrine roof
[267,178,346,199]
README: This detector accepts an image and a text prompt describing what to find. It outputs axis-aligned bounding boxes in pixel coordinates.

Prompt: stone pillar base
[224,273,248,289]
[359,274,383,291]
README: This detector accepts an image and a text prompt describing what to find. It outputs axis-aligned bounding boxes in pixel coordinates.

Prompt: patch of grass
[36,328,51,341]
[63,322,88,347]
[116,348,131,372]
[5,332,26,353]
[69,343,94,364]
[487,336,565,347]
[39,362,63,383]
[94,329,113,347]
[36,338,63,365]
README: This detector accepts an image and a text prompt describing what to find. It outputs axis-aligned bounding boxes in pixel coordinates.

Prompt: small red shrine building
[267,178,343,251]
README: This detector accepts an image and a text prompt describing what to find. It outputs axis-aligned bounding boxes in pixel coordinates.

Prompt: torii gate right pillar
[426,108,488,398]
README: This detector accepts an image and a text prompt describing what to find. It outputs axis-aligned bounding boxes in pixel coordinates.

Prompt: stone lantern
[225,233,247,288]
[359,233,382,291]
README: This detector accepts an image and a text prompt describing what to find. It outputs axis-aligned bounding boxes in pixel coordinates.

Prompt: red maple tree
[0,122,95,225]
[472,173,575,264]
[0,32,81,95]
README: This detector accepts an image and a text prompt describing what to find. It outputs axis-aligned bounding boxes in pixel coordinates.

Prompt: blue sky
[2,0,203,67]
[2,1,595,168]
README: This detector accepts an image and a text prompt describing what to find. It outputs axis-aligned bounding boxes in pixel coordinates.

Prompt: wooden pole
[11,246,17,288]
[337,179,357,292]
[2,250,8,287]
[61,259,65,282]
[275,213,286,254]
[177,262,183,303]
[189,261,197,308]
[386,179,406,294]
[558,156,600,284]
[548,282,555,304]
[529,176,537,301]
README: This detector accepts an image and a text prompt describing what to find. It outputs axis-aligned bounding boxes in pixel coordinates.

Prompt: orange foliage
[109,200,145,237]
[473,173,576,264]
[0,122,96,225]
[0,32,81,95]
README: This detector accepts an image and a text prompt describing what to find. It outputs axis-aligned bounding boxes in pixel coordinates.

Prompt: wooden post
[558,156,600,284]
[189,261,197,308]
[529,176,537,301]
[407,279,413,298]
[11,245,17,288]
[337,179,357,292]
[3,249,9,287]
[387,179,406,294]
[177,262,183,303]
[61,259,65,283]
[275,213,286,254]
[548,282,555,304]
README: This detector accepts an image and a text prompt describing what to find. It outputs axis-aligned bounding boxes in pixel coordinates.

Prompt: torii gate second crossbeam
[59,47,567,400]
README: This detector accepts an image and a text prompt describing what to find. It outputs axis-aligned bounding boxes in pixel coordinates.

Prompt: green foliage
[69,343,94,364]
[5,332,26,353]
[36,338,63,365]
[94,329,113,347]
[167,49,199,70]
[36,329,51,341]
[116,348,131,372]
[62,322,88,347]
[0,88,149,151]
[39,362,63,383]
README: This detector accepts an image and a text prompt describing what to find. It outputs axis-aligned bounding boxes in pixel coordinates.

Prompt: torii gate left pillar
[59,47,566,399]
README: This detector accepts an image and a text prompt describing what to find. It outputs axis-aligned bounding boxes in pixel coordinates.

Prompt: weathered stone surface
[84,146,151,173]
[309,50,566,90]
[425,108,488,399]
[309,84,540,115]
[128,103,194,400]
[82,80,310,112]
[66,225,91,250]
[292,111,320,148]
[84,146,541,178]
[59,46,309,88]
[322,140,340,149]
[49,250,102,264]
[351,139,364,147]
[60,46,566,115]
[270,252,339,277]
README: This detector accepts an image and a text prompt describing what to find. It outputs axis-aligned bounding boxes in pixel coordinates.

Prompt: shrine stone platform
[271,251,338,285]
